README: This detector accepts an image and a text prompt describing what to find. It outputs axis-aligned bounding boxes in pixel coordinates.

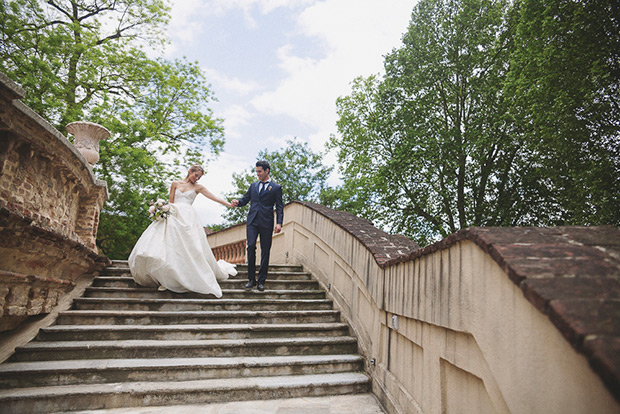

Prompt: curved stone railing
[0,73,109,331]
[208,201,620,413]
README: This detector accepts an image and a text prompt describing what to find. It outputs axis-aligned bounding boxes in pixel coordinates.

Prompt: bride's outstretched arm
[196,185,233,207]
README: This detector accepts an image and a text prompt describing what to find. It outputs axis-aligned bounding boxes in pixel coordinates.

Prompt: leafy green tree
[0,0,224,258]
[0,0,169,127]
[332,0,518,244]
[223,139,333,225]
[333,0,619,245]
[506,0,620,225]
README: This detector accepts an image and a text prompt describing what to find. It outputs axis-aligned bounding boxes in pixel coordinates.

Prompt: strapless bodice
[174,189,197,205]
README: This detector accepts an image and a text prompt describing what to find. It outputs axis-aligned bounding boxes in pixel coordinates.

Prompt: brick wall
[0,72,109,331]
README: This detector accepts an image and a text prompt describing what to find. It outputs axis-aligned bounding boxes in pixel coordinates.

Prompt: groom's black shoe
[257,283,265,292]
[245,280,256,290]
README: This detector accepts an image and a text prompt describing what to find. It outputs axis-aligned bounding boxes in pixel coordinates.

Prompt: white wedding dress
[128,189,237,298]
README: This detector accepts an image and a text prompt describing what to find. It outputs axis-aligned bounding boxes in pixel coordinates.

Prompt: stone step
[0,354,364,388]
[92,277,318,290]
[232,270,312,280]
[72,297,334,312]
[37,323,351,341]
[221,279,319,290]
[0,261,369,413]
[83,287,326,300]
[233,264,305,273]
[10,336,358,362]
[55,309,341,326]
[93,272,312,287]
[98,266,131,276]
[107,261,304,273]
[0,372,370,414]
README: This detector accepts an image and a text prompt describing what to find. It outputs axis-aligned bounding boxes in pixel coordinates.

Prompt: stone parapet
[292,201,420,266]
[0,73,108,251]
[0,270,73,331]
[208,202,620,413]
[0,72,109,331]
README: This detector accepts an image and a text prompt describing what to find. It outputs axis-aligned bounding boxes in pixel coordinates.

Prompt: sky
[161,0,418,225]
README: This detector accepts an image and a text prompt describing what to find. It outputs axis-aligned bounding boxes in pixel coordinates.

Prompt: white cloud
[207,0,314,14]
[201,0,314,27]
[159,0,417,211]
[264,132,297,149]
[219,104,256,140]
[251,0,415,141]
[193,152,250,225]
[250,45,340,128]
[166,0,210,46]
[203,67,261,96]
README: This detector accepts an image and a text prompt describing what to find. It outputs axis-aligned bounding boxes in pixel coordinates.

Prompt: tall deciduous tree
[0,0,224,258]
[0,0,169,127]
[332,0,518,244]
[223,139,333,226]
[506,0,620,225]
[332,0,620,245]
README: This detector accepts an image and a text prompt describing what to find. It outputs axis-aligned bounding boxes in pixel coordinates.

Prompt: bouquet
[148,199,171,221]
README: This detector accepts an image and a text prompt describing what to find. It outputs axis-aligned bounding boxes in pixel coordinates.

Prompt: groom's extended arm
[274,185,283,233]
[235,185,252,208]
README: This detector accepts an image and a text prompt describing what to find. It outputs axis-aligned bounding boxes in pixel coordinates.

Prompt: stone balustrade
[212,240,246,264]
[209,223,247,265]
[208,201,620,413]
[0,72,109,331]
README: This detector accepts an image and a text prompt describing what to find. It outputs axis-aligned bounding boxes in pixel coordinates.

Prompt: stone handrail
[0,72,109,331]
[208,201,620,413]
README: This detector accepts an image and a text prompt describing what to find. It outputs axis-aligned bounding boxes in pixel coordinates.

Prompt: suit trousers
[246,221,273,284]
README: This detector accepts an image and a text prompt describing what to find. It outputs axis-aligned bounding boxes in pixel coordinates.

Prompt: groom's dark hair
[256,160,270,172]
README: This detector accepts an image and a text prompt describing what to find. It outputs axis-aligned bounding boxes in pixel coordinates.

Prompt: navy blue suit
[237,180,284,284]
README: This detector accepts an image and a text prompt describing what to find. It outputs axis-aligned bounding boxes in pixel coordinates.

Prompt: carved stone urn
[66,121,110,165]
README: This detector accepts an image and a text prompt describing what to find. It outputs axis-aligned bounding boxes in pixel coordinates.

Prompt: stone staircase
[0,261,370,413]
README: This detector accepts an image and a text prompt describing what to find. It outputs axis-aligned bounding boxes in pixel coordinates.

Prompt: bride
[128,165,237,298]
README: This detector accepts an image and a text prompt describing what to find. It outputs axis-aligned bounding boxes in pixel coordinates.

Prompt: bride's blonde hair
[185,164,205,180]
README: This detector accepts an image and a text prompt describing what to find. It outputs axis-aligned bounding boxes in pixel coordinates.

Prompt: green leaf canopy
[332,0,620,245]
[1,0,225,258]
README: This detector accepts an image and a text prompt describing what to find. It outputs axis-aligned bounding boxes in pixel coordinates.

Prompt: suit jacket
[237,180,284,228]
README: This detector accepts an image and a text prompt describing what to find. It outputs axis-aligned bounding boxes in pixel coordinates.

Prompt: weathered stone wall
[208,201,620,414]
[0,72,109,331]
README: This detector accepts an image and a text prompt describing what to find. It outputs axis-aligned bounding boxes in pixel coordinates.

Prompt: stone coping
[291,201,421,266]
[0,72,25,101]
[0,72,108,197]
[210,221,247,234]
[209,202,620,401]
[0,270,74,288]
[208,201,421,268]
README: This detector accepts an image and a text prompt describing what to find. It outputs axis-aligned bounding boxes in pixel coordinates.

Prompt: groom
[232,160,283,292]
